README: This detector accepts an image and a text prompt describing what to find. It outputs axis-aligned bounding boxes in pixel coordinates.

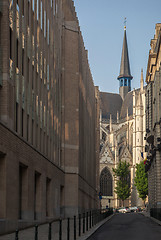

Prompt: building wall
[61,0,99,216]
[0,0,99,234]
[145,23,161,213]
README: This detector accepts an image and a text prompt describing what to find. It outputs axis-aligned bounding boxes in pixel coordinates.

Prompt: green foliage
[134,161,148,201]
[113,161,131,202]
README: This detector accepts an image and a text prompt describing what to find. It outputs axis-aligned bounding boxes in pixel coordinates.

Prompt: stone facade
[99,84,146,208]
[145,23,161,215]
[99,27,146,208]
[0,0,99,234]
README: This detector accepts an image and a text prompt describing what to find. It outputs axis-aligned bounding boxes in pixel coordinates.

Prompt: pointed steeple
[118,21,133,100]
[118,28,132,79]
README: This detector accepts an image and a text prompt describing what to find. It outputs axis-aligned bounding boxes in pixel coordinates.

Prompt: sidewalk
[0,214,115,240]
[141,210,161,226]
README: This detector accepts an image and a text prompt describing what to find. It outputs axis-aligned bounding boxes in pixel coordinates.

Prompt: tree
[113,161,131,206]
[134,160,148,204]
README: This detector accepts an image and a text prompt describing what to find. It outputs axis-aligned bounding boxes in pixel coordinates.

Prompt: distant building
[145,23,161,217]
[0,0,99,234]
[99,26,146,208]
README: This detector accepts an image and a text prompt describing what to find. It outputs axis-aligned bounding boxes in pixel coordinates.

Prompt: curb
[141,212,161,226]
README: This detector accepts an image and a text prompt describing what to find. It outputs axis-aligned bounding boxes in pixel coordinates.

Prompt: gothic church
[99,25,146,208]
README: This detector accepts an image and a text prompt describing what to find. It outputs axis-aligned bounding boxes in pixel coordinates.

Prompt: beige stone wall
[145,23,161,210]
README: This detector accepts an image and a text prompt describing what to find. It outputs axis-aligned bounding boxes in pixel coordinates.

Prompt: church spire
[118,19,133,100]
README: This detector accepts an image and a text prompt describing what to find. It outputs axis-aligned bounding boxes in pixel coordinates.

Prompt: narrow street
[87,213,161,240]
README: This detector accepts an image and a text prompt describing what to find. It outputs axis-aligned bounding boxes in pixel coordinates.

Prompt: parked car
[118,207,131,213]
[129,206,138,212]
[129,206,142,212]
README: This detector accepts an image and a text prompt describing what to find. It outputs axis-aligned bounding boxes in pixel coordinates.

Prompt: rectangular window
[27,114,29,141]
[37,0,39,20]
[16,102,18,132]
[47,19,50,45]
[44,10,46,38]
[60,186,64,216]
[34,172,41,220]
[47,64,49,90]
[28,1,30,25]
[53,0,55,15]
[0,156,5,218]
[22,48,24,76]
[16,39,19,68]
[22,109,24,137]
[22,0,24,16]
[46,178,51,217]
[41,1,42,29]
[10,28,12,59]
[19,164,28,220]
[32,0,34,12]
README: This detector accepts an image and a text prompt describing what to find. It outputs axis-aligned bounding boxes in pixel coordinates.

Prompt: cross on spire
[124,17,127,30]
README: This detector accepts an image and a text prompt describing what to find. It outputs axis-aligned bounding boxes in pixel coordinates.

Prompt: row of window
[19,163,63,220]
[119,78,131,87]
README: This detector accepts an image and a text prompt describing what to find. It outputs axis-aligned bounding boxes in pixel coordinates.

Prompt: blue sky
[73,0,161,93]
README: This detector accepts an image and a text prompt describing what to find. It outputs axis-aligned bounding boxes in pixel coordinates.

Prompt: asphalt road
[87,213,161,240]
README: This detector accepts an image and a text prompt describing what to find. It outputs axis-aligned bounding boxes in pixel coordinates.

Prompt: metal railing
[13,209,113,240]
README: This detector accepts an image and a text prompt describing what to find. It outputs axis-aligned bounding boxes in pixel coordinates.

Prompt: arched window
[120,79,123,87]
[124,79,127,86]
[100,167,112,196]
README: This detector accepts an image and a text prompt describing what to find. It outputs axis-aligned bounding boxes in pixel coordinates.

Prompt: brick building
[0,0,99,234]
[145,23,161,217]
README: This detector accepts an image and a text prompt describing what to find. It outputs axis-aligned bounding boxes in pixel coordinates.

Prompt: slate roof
[118,29,133,79]
[100,92,122,121]
[120,91,133,119]
[100,90,137,121]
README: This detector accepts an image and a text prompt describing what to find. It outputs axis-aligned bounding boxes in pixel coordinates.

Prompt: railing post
[74,215,76,240]
[79,214,81,236]
[83,212,85,233]
[59,219,62,240]
[35,225,38,240]
[48,222,52,240]
[15,230,19,240]
[86,212,88,231]
[92,210,94,226]
[67,218,70,240]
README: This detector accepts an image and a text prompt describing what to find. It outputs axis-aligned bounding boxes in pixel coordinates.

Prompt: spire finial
[124,17,127,30]
[140,68,144,92]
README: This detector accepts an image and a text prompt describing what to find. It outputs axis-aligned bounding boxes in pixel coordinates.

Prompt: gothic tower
[118,25,133,100]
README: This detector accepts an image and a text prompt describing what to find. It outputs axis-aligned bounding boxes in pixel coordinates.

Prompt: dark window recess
[22,109,24,137]
[16,39,19,68]
[34,172,41,220]
[27,115,29,141]
[19,164,28,220]
[22,49,24,76]
[16,102,18,132]
[46,178,51,217]
[10,28,12,59]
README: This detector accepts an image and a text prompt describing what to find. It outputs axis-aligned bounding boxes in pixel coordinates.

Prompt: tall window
[100,167,112,196]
